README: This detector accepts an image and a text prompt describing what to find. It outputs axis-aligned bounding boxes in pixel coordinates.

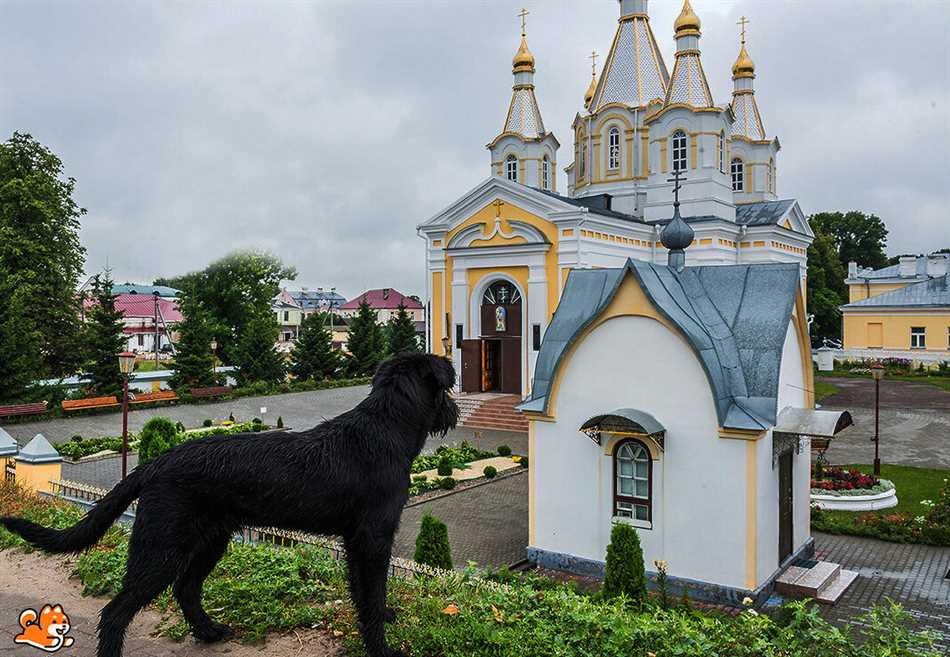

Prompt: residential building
[83,294,182,353]
[337,288,424,323]
[111,283,180,298]
[273,290,304,348]
[284,287,347,314]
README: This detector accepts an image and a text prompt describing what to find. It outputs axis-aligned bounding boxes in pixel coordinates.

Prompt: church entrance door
[778,451,794,563]
[459,280,522,394]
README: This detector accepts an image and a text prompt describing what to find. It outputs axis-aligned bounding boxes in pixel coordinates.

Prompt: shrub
[603,522,646,603]
[497,444,512,457]
[138,417,179,464]
[228,412,235,422]
[439,477,457,491]
[202,419,213,427]
[276,416,284,429]
[174,421,185,433]
[483,465,497,479]
[252,418,263,432]
[413,511,452,570]
[70,434,83,442]
[436,455,453,477]
[519,456,529,469]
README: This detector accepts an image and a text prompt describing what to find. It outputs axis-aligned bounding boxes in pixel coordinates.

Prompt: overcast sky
[1,0,947,299]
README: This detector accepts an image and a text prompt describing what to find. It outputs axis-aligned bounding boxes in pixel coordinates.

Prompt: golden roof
[732,43,755,78]
[674,0,701,36]
[513,35,535,73]
[584,74,597,108]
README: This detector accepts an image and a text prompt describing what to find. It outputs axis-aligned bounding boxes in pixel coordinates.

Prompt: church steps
[774,561,858,605]
[454,394,529,433]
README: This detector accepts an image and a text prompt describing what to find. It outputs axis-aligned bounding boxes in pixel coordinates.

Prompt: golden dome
[732,44,755,78]
[584,74,597,108]
[674,0,701,36]
[513,35,535,73]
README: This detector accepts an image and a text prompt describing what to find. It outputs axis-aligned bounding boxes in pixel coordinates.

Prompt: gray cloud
[1,0,946,299]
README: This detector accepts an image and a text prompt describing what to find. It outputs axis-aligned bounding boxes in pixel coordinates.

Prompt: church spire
[664,0,714,108]
[587,0,669,112]
[502,8,545,139]
[730,17,766,140]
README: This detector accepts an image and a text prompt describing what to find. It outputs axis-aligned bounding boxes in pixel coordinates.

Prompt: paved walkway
[0,551,343,657]
[815,531,950,647]
[819,377,950,469]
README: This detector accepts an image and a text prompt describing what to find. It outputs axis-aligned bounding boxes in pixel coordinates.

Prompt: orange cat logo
[13,604,75,652]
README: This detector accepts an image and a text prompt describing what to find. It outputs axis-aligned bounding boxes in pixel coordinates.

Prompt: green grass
[133,360,168,372]
[813,379,840,402]
[816,370,950,393]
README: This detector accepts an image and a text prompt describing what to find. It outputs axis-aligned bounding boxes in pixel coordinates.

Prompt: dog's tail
[0,468,145,553]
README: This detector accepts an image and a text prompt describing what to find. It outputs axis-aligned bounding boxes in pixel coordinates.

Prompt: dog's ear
[424,354,455,391]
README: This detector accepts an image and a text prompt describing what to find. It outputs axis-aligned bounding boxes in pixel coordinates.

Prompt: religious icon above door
[495,306,507,332]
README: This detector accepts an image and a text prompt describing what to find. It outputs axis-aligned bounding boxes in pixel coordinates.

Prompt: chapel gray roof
[842,274,950,309]
[17,433,61,463]
[734,199,796,227]
[0,428,18,457]
[519,259,802,431]
[538,190,645,223]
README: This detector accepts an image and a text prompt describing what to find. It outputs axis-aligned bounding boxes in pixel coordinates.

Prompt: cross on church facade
[492,199,505,218]
[666,169,686,207]
[518,8,529,35]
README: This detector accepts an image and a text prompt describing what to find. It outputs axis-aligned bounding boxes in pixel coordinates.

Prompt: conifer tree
[168,290,216,389]
[345,300,385,377]
[291,312,340,381]
[234,310,286,386]
[603,522,647,602]
[413,511,453,570]
[84,272,126,396]
[0,277,43,402]
[386,302,420,355]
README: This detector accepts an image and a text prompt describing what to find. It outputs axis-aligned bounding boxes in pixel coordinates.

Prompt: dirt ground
[0,550,344,657]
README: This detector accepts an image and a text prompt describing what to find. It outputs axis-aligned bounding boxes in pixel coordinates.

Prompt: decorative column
[14,434,62,495]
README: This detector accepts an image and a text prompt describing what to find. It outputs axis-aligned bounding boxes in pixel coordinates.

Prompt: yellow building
[841,254,950,358]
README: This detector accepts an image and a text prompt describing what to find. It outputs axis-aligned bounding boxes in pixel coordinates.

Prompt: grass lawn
[819,463,947,523]
[133,359,171,372]
[816,370,950,393]
[814,379,840,402]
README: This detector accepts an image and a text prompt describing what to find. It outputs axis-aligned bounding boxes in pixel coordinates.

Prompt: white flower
[742,596,754,607]
[746,609,759,616]
[914,516,926,524]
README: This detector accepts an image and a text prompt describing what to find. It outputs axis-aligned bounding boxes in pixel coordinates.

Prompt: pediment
[447,218,548,249]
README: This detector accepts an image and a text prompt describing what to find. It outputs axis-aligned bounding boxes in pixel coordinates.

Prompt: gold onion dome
[513,35,535,73]
[584,74,597,108]
[674,0,701,36]
[732,44,755,78]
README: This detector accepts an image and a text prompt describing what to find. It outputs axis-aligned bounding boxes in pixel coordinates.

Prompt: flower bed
[811,467,897,511]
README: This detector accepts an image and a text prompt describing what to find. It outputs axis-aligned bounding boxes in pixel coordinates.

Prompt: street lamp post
[117,351,136,479]
[871,362,885,476]
[210,337,218,380]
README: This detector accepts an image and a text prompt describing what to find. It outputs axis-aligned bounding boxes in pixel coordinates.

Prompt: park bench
[189,386,233,399]
[129,390,179,405]
[0,402,48,419]
[61,396,120,412]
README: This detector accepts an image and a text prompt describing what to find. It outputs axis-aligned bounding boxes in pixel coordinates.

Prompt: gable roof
[112,284,180,298]
[520,259,801,431]
[0,428,17,457]
[339,288,422,311]
[842,274,950,309]
[85,294,183,323]
[735,199,795,227]
[17,433,61,463]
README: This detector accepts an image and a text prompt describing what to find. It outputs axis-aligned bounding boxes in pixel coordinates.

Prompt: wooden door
[778,451,794,564]
[460,340,481,393]
[500,337,521,394]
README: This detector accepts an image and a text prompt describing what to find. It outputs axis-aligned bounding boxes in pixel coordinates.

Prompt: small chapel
[418,0,813,397]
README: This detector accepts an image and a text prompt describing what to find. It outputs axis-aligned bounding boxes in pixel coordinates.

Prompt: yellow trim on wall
[431,271,444,354]
[744,440,757,590]
[719,428,767,441]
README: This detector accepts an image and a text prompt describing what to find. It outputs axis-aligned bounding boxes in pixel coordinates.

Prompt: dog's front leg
[349,535,404,657]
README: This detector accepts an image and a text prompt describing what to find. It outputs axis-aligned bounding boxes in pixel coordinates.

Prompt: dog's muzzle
[430,390,459,437]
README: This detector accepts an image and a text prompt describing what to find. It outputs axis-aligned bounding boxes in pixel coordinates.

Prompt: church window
[542,156,550,190]
[608,127,621,170]
[731,158,744,192]
[614,440,651,521]
[483,280,522,306]
[671,130,687,172]
[768,158,775,193]
[579,142,588,179]
[505,155,518,182]
[718,131,725,173]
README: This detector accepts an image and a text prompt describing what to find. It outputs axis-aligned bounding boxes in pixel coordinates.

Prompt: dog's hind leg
[349,534,405,657]
[173,527,233,643]
[345,537,396,627]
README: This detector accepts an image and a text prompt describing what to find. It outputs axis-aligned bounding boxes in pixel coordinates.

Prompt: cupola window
[671,130,687,172]
[608,127,621,171]
[731,158,744,192]
[505,155,518,182]
[614,440,651,521]
[768,158,775,193]
[718,131,725,173]
[579,142,588,179]
[542,156,551,190]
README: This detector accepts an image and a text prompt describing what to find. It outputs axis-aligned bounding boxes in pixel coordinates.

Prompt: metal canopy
[580,408,666,450]
[773,407,853,439]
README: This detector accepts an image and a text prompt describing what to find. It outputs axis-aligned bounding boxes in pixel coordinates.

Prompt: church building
[417,0,813,397]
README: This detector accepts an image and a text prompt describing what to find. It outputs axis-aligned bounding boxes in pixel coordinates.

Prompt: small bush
[413,511,452,570]
[174,421,185,433]
[483,465,497,479]
[228,412,235,422]
[436,456,453,477]
[519,456,529,469]
[603,522,647,603]
[70,434,83,443]
[439,477,457,491]
[276,416,284,429]
[497,444,512,456]
[138,417,179,464]
[202,419,213,427]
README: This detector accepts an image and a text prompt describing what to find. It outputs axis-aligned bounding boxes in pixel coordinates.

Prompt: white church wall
[533,315,749,590]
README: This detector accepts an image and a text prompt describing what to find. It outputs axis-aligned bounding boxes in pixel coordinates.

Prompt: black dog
[2,353,458,657]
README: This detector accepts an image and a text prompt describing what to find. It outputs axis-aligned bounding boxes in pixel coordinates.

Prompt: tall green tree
[0,132,86,378]
[84,272,126,396]
[234,310,286,386]
[809,211,889,271]
[386,303,420,356]
[291,312,340,381]
[168,289,216,389]
[155,251,296,363]
[806,233,848,345]
[0,276,43,402]
[345,300,386,377]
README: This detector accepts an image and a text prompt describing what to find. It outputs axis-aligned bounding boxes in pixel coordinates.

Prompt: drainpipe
[737,225,747,264]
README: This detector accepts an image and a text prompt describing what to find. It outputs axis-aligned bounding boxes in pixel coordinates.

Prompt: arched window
[718,131,725,173]
[671,130,687,172]
[731,158,744,192]
[614,440,651,521]
[542,156,550,190]
[768,158,775,193]
[608,127,621,170]
[505,155,518,182]
[579,141,588,179]
[482,280,522,306]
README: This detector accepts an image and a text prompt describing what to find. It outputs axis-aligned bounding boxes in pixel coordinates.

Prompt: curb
[405,467,526,508]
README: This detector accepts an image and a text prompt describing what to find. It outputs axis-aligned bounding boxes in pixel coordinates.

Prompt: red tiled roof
[339,288,422,310]
[84,294,183,323]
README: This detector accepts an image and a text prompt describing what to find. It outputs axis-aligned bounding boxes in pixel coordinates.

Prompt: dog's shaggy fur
[1,353,458,657]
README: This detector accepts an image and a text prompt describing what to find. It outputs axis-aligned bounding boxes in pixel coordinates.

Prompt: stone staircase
[455,393,529,433]
[775,560,858,605]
